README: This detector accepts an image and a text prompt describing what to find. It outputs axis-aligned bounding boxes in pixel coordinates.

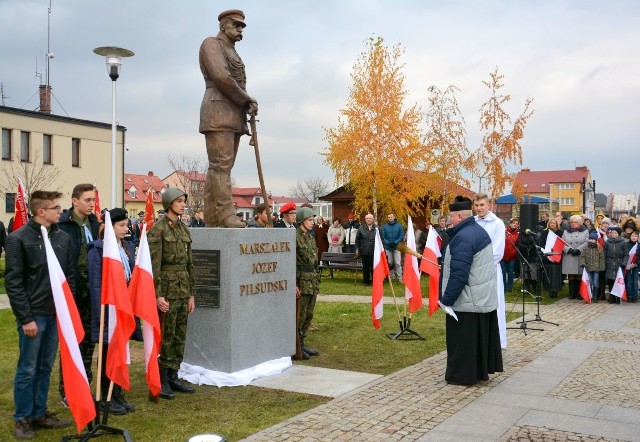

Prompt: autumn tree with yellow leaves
[323,37,435,223]
[423,85,471,210]
[470,68,534,198]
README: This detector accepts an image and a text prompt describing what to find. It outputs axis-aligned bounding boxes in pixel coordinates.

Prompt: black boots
[159,368,175,400]
[168,369,195,394]
[112,385,135,412]
[568,279,579,299]
[301,340,319,357]
[100,390,127,415]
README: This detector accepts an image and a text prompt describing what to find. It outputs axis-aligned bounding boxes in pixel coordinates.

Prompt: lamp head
[93,46,134,81]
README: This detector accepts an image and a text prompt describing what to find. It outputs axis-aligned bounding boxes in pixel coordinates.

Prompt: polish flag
[128,224,162,397]
[372,228,389,329]
[94,186,102,222]
[544,230,566,263]
[13,177,29,231]
[420,226,442,316]
[626,243,637,271]
[403,216,422,313]
[579,267,592,304]
[102,211,136,391]
[596,229,605,248]
[144,187,155,229]
[41,226,96,432]
[609,267,627,301]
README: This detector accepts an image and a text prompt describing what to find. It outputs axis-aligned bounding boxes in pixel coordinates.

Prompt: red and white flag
[544,230,566,263]
[13,177,29,231]
[596,229,605,248]
[420,226,442,316]
[144,187,155,229]
[102,211,136,391]
[610,267,628,301]
[626,243,637,271]
[403,216,422,313]
[579,267,592,304]
[94,186,102,222]
[41,226,96,432]
[372,228,389,329]
[128,224,162,397]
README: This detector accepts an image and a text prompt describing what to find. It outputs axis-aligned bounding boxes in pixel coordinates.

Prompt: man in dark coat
[199,9,258,228]
[6,191,73,438]
[57,183,100,405]
[355,214,377,286]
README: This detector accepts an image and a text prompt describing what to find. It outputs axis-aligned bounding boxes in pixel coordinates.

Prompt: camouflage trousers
[159,298,189,371]
[298,293,317,340]
[59,269,94,398]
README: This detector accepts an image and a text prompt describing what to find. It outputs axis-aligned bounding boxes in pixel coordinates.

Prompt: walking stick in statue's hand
[249,114,272,227]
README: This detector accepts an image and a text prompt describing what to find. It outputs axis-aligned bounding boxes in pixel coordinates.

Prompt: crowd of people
[499,210,639,304]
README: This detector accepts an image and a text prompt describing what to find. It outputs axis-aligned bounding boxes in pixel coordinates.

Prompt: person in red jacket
[501,218,520,292]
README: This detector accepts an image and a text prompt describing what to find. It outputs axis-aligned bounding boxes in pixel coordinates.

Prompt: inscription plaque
[192,249,220,308]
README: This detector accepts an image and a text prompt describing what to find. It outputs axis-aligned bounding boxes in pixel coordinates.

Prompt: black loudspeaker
[519,204,539,234]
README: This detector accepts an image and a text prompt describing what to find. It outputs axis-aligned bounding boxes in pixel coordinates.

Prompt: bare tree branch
[0,147,63,199]
[289,177,330,202]
[167,154,207,215]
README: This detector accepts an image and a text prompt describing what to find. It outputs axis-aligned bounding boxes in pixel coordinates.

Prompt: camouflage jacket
[148,216,195,299]
[296,227,320,295]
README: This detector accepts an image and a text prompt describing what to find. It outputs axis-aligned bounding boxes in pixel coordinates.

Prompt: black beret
[138,211,145,217]
[449,195,472,212]
[109,208,128,224]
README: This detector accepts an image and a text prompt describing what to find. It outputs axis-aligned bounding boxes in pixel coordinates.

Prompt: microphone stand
[507,231,543,335]
[528,244,559,326]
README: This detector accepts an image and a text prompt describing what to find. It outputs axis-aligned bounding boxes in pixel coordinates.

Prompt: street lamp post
[93,46,134,209]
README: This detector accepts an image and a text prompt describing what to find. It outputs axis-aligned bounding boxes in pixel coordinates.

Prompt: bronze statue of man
[199,9,258,227]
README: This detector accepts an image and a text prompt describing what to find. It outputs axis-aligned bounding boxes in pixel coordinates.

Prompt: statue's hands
[247,98,259,117]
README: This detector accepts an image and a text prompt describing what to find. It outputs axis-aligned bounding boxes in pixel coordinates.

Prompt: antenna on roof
[0,83,8,106]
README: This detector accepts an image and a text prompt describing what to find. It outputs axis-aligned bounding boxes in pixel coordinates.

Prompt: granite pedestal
[184,227,296,373]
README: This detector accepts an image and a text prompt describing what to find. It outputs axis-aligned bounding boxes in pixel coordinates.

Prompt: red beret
[348,213,354,220]
[280,202,296,214]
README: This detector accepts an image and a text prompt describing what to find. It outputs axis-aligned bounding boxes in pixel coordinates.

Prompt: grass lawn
[0,268,564,441]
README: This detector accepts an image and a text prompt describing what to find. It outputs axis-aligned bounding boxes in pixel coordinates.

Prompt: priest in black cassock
[439,196,504,385]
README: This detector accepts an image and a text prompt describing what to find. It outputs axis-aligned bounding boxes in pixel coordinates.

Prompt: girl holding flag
[580,231,605,303]
[87,208,141,415]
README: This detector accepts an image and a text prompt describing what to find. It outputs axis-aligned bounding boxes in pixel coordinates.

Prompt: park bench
[318,252,362,283]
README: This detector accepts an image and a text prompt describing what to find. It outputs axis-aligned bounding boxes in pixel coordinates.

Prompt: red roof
[513,167,590,194]
[230,188,309,209]
[124,173,164,203]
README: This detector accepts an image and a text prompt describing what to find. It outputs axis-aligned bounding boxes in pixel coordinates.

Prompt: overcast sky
[1,0,638,198]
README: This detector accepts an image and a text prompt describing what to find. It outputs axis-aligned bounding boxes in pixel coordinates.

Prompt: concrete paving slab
[518,353,584,376]
[518,409,640,441]
[426,402,528,439]
[250,365,382,398]
[492,370,566,396]
[597,403,640,425]
[418,430,496,442]
[480,390,602,417]
[541,338,600,359]
[0,293,9,310]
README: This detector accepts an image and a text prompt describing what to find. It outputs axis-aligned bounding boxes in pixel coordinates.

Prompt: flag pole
[95,303,106,423]
[386,276,402,322]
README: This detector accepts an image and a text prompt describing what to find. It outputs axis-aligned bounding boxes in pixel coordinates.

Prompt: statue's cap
[218,9,246,27]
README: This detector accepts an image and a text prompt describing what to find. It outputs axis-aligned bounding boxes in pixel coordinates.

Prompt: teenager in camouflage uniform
[295,207,320,360]
[148,187,196,400]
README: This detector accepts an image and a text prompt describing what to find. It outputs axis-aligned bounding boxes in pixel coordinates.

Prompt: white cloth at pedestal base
[179,357,292,387]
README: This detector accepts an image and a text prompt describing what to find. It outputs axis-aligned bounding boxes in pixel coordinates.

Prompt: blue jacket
[87,239,142,343]
[381,220,404,251]
[439,216,497,312]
